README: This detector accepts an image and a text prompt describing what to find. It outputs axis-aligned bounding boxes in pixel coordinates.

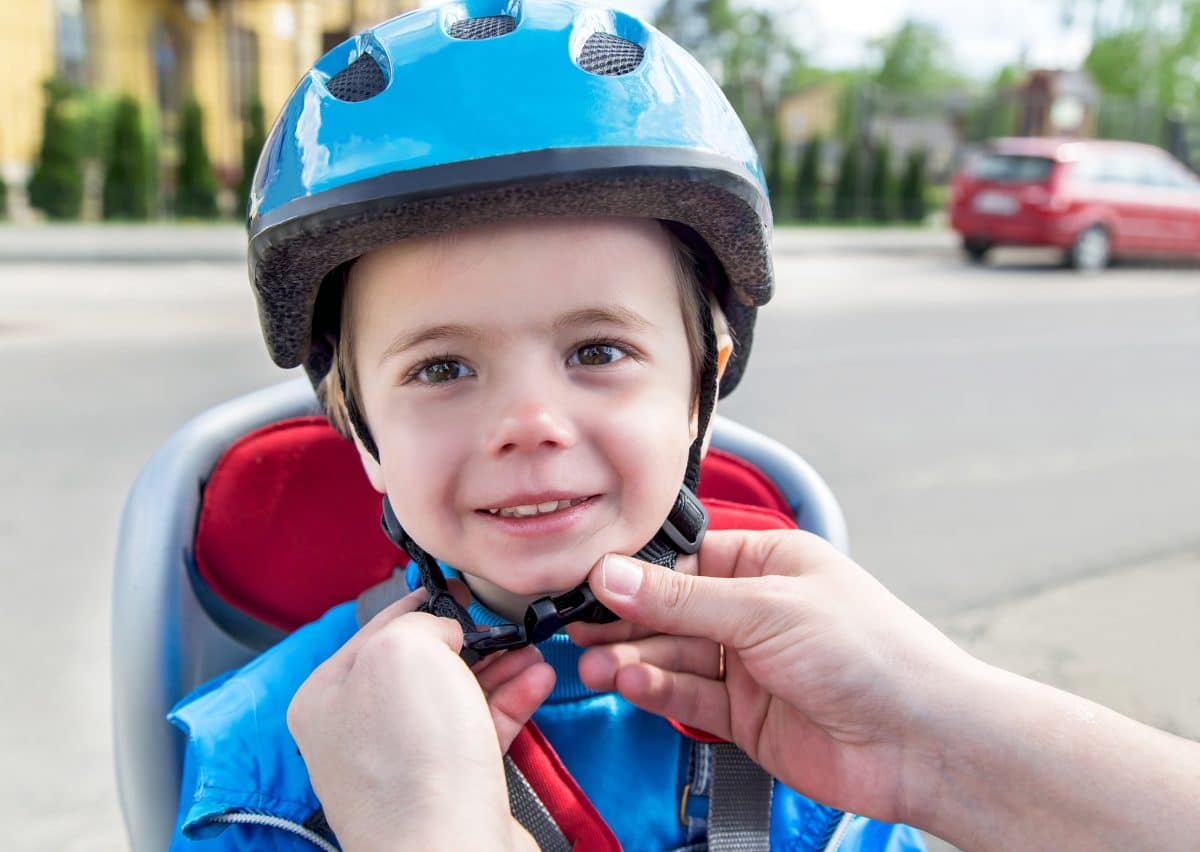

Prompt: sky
[608,0,1096,78]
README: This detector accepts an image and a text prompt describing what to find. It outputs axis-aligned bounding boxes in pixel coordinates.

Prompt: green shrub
[831,143,861,221]
[793,135,823,221]
[28,79,85,220]
[237,99,266,220]
[175,98,218,219]
[0,172,8,220]
[102,96,152,220]
[867,142,893,222]
[763,123,788,215]
[899,148,929,222]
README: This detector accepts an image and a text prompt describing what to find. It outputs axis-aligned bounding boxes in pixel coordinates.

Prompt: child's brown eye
[570,344,625,367]
[416,360,472,384]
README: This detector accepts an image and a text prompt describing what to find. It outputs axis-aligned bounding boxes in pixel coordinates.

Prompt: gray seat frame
[111,378,848,850]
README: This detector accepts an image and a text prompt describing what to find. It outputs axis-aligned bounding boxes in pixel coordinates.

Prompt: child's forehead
[347,216,683,322]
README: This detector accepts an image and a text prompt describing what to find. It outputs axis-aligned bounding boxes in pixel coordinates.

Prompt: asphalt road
[2,230,1197,850]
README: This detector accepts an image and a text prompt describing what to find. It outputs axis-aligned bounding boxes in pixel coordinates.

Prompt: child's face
[348,217,697,602]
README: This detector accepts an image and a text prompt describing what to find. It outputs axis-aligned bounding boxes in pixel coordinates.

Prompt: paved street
[2,226,1197,850]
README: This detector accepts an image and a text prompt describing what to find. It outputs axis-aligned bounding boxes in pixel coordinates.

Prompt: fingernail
[601,554,643,598]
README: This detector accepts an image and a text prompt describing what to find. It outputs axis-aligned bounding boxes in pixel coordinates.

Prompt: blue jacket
[169,568,925,851]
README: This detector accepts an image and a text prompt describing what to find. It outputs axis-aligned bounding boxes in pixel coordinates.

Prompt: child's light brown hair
[318,221,728,442]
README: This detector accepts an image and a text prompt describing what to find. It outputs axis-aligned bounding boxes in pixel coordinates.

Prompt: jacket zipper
[209,811,340,851]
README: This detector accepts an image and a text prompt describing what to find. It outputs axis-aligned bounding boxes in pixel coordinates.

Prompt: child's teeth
[492,498,587,517]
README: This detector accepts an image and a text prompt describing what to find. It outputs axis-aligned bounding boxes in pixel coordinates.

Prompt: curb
[0,224,961,264]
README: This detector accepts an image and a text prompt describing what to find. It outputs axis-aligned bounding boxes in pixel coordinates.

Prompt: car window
[970,154,1055,182]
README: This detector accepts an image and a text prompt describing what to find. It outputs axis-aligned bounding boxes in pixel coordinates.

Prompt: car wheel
[1069,225,1111,273]
[963,237,992,264]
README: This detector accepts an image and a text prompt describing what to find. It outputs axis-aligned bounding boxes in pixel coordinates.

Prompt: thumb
[589,554,756,646]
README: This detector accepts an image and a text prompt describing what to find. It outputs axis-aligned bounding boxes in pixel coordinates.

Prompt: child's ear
[354,436,387,494]
[689,331,735,446]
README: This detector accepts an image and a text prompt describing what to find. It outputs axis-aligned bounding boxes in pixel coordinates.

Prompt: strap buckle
[659,486,708,555]
[463,585,617,657]
[463,623,528,655]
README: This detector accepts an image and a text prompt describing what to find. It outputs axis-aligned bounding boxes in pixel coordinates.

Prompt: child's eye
[411,359,474,385]
[569,343,627,367]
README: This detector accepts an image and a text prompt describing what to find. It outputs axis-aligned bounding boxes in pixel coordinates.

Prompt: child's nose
[485,397,578,457]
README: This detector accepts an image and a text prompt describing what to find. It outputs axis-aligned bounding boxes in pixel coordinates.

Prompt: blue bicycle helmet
[248,0,771,395]
[246,0,774,657]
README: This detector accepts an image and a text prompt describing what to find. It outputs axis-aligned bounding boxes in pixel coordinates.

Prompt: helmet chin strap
[352,291,719,663]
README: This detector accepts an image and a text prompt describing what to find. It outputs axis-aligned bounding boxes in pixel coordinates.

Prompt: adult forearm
[915,662,1200,851]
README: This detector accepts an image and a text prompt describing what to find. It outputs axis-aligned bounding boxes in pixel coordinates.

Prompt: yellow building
[0,0,417,209]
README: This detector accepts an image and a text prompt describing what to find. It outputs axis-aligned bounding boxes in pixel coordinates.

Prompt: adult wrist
[891,649,1002,837]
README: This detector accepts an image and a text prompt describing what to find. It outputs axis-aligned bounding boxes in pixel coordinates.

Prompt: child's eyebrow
[378,324,484,365]
[553,306,653,333]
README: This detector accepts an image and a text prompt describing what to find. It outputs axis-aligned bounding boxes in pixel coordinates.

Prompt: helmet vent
[449,15,517,40]
[326,53,386,102]
[577,32,644,76]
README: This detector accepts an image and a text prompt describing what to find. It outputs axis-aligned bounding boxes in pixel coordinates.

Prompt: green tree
[764,120,788,214]
[0,171,7,220]
[867,142,893,222]
[655,0,805,151]
[831,143,861,221]
[175,98,219,219]
[1067,0,1200,111]
[872,20,961,97]
[793,135,823,221]
[237,99,266,219]
[898,148,929,223]
[102,96,152,220]
[28,79,85,220]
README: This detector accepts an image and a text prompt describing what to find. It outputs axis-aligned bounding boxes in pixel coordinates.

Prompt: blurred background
[0,1,1197,851]
[0,0,1198,221]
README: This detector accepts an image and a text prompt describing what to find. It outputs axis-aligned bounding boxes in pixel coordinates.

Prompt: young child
[169,2,925,849]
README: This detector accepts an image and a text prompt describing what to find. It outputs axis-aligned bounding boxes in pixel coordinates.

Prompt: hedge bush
[175,98,218,218]
[793,136,822,221]
[831,143,861,221]
[867,142,893,222]
[102,95,152,220]
[237,99,266,219]
[899,148,929,223]
[28,79,85,220]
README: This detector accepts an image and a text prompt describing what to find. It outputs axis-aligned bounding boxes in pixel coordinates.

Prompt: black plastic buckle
[524,584,617,644]
[659,486,708,555]
[462,583,619,658]
[462,624,527,655]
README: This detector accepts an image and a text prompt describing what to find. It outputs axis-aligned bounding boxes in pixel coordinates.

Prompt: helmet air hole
[577,32,644,76]
[326,53,387,102]
[448,15,517,40]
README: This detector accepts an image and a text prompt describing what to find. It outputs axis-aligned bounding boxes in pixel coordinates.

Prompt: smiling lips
[484,496,591,518]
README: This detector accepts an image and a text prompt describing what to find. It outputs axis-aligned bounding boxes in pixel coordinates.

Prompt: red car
[949,137,1200,270]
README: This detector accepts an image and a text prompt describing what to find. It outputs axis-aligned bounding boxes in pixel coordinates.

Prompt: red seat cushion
[195,418,795,632]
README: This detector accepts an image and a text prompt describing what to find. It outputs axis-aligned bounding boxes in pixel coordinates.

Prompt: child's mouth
[483,496,591,518]
[475,494,600,534]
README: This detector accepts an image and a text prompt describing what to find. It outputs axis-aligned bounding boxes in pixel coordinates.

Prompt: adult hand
[568,529,980,828]
[569,530,1200,851]
[288,581,555,852]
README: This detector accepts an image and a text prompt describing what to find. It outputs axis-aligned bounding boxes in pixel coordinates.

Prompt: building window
[55,0,92,85]
[151,20,182,126]
[230,26,261,117]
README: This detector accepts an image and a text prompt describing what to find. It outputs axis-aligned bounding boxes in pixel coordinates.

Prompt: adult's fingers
[577,635,722,692]
[587,553,784,648]
[485,661,557,752]
[612,663,733,742]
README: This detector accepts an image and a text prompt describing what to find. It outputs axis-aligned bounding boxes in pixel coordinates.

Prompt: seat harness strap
[708,744,774,852]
